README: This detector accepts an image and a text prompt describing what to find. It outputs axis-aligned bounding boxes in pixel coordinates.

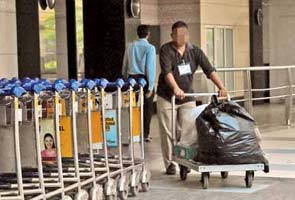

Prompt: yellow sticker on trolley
[91,111,103,149]
[59,116,73,158]
[132,107,140,138]
[123,92,136,107]
[60,99,66,116]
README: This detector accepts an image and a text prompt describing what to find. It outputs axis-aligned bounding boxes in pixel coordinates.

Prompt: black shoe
[144,137,152,142]
[166,163,176,175]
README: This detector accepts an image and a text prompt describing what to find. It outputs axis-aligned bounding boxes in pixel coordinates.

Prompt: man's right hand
[173,87,185,100]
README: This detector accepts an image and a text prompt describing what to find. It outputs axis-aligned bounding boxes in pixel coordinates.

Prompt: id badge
[178,62,192,76]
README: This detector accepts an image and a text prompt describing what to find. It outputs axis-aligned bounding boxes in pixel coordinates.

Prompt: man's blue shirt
[122,38,156,91]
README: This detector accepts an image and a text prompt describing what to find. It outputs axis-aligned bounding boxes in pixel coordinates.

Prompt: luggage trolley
[0,78,50,200]
[0,84,27,200]
[77,78,106,200]
[171,93,266,189]
[97,77,150,199]
[120,78,151,196]
[48,79,91,200]
[73,78,120,200]
[96,78,131,200]
[42,79,104,200]
[30,79,75,200]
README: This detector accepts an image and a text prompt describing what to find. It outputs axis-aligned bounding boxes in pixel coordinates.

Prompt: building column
[0,0,18,78]
[83,0,125,80]
[55,0,70,80]
[249,0,268,103]
[16,0,41,79]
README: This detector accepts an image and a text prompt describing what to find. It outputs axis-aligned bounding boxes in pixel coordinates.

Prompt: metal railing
[196,65,295,125]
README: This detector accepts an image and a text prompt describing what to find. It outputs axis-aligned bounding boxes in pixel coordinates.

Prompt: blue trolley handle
[80,79,96,90]
[55,79,80,92]
[103,78,125,90]
[126,78,136,88]
[137,78,147,88]
[96,78,109,89]
[0,86,27,98]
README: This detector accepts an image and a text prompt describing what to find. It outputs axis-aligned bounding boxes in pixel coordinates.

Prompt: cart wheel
[201,173,209,189]
[129,185,139,197]
[180,165,188,181]
[221,171,229,179]
[64,195,73,200]
[245,171,254,188]
[105,195,116,200]
[118,190,128,200]
[141,182,150,192]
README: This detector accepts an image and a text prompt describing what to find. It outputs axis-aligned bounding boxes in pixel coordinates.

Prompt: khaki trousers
[157,96,195,168]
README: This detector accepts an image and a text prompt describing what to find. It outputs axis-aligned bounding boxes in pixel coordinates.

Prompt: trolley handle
[39,80,66,93]
[137,77,147,88]
[3,80,22,89]
[171,93,230,104]
[80,79,96,90]
[21,77,39,84]
[0,86,27,97]
[127,78,136,87]
[54,79,79,92]
[96,78,108,89]
[22,82,45,94]
[0,78,9,88]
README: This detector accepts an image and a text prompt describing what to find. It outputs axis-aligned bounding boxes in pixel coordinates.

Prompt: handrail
[195,65,295,73]
[195,65,295,125]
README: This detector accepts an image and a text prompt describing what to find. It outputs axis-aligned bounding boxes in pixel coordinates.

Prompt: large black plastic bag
[196,96,269,170]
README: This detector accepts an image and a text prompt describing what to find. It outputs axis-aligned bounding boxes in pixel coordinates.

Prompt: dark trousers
[128,74,154,138]
[143,90,154,138]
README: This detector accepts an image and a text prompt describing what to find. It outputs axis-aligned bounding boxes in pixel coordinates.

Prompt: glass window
[39,5,57,73]
[206,28,214,66]
[206,27,234,91]
[225,29,234,91]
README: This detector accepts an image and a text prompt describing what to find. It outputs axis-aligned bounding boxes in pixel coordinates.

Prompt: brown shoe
[166,163,176,175]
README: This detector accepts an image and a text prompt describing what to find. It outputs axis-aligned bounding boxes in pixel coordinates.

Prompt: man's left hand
[218,88,228,97]
[145,91,153,98]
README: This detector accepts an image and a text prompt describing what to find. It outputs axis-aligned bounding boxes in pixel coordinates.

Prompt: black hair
[137,25,150,38]
[171,21,188,31]
[44,133,56,149]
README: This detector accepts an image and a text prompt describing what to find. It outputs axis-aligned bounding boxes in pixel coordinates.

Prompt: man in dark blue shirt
[157,21,228,175]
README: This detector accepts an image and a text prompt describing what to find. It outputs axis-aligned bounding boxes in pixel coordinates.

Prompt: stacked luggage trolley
[171,93,268,189]
[0,77,151,200]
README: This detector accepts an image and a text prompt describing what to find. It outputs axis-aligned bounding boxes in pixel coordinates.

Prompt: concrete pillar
[55,0,69,80]
[83,0,125,80]
[0,0,18,78]
[268,0,295,102]
[16,0,41,79]
[249,0,268,103]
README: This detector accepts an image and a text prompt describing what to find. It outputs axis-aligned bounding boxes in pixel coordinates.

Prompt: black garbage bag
[195,96,269,171]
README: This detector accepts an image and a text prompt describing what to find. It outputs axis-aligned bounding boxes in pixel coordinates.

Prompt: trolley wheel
[117,175,129,200]
[221,171,229,179]
[129,185,140,197]
[179,165,189,181]
[201,172,209,189]
[141,182,150,192]
[89,185,103,200]
[118,190,128,200]
[245,171,254,188]
[105,195,116,200]
[63,195,73,200]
